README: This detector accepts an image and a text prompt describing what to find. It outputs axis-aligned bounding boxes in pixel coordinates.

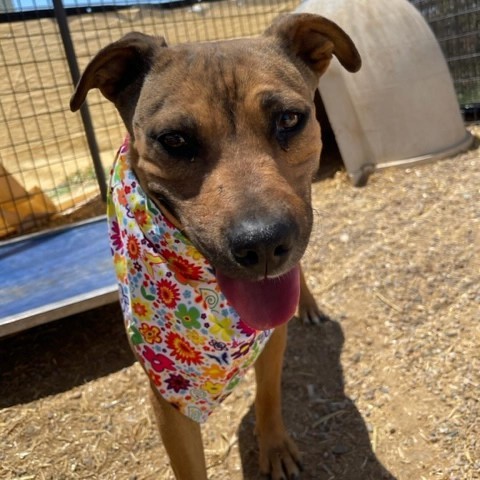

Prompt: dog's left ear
[265,13,361,76]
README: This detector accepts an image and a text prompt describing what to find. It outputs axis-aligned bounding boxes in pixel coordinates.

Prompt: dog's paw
[297,300,330,325]
[258,431,303,480]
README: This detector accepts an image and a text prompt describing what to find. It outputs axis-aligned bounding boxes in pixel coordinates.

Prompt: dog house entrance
[315,90,344,181]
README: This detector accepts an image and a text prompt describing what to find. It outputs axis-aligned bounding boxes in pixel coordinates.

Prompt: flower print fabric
[107,138,272,423]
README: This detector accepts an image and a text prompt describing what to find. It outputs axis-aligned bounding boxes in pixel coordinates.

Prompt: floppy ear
[70,32,167,127]
[265,13,361,76]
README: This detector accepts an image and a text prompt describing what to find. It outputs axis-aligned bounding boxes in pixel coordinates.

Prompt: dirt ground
[1,125,479,480]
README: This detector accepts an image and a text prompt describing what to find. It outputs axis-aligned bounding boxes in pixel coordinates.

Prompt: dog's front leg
[298,265,329,325]
[255,324,302,479]
[149,386,207,480]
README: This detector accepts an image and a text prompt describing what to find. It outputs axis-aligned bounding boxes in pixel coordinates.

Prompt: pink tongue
[216,265,300,331]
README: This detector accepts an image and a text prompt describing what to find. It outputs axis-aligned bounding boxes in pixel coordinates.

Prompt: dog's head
[71,13,360,327]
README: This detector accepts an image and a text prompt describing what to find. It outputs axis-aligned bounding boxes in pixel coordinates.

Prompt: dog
[70,13,360,479]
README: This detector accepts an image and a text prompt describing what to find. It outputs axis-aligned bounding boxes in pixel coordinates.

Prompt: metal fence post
[52,0,107,202]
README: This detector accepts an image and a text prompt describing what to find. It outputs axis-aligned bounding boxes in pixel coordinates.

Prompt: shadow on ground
[238,319,397,480]
[0,303,135,408]
[1,305,396,479]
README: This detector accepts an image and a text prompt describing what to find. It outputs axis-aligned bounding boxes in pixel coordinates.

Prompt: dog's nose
[228,215,298,275]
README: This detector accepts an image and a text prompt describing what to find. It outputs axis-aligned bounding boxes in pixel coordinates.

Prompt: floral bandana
[107,139,272,423]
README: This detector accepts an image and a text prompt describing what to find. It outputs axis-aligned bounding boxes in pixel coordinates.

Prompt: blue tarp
[11,0,184,11]
[0,216,118,337]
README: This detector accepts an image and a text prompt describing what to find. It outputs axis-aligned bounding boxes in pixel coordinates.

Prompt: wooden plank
[0,164,58,237]
[0,163,29,203]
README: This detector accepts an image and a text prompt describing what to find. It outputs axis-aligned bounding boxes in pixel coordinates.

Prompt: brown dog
[71,13,360,480]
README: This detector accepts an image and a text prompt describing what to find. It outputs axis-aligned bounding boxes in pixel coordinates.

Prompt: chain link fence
[0,0,478,239]
[410,0,480,121]
[0,0,300,238]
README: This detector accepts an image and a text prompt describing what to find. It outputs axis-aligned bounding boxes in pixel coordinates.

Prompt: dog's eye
[161,133,187,149]
[274,111,307,150]
[277,111,301,131]
[156,131,198,160]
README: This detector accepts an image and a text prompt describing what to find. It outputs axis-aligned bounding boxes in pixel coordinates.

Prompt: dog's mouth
[216,265,300,331]
[153,197,302,330]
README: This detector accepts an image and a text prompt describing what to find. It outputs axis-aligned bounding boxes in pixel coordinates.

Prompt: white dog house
[297,0,473,185]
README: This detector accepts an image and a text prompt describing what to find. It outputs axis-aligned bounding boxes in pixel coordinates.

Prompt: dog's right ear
[70,32,167,123]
